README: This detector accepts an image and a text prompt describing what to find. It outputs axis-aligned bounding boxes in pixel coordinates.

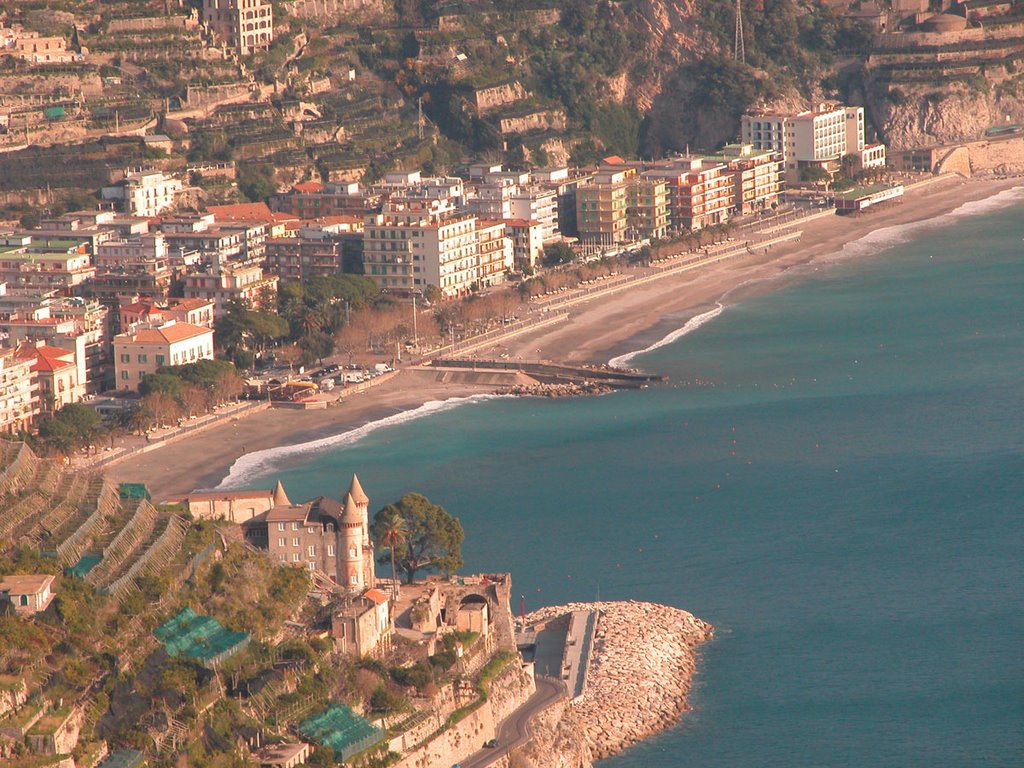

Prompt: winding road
[459,677,567,768]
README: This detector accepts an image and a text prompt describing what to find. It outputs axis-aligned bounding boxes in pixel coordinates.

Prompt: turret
[348,474,370,548]
[339,492,364,590]
[272,480,291,507]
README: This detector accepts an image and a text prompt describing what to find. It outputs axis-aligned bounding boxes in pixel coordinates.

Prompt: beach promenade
[108,173,1023,499]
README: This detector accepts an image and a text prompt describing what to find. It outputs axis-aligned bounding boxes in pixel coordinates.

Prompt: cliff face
[869,85,1024,149]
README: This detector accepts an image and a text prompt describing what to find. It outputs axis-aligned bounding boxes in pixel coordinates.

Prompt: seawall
[522,600,713,763]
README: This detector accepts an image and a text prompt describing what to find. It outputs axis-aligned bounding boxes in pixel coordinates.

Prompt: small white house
[0,574,56,615]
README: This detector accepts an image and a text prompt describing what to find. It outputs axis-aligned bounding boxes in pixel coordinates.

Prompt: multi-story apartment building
[202,0,274,55]
[627,174,670,241]
[363,198,479,298]
[0,239,95,291]
[113,320,215,390]
[534,166,593,239]
[0,346,38,434]
[0,296,112,394]
[101,171,182,217]
[160,215,249,264]
[510,186,560,244]
[741,102,883,184]
[15,342,84,415]
[120,298,215,332]
[576,169,632,246]
[503,219,546,271]
[271,181,380,220]
[95,233,168,272]
[708,144,784,216]
[476,220,513,287]
[646,157,735,232]
[182,262,278,313]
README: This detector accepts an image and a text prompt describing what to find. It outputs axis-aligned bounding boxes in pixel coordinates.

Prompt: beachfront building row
[741,102,886,184]
[362,197,513,297]
[575,145,783,246]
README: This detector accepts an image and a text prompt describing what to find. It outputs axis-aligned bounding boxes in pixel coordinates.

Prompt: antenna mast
[735,0,746,63]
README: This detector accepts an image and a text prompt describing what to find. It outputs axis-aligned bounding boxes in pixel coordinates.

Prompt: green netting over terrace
[154,608,250,667]
[299,703,383,760]
[67,553,101,579]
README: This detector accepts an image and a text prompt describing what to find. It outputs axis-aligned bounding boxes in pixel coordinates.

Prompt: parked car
[483,739,498,748]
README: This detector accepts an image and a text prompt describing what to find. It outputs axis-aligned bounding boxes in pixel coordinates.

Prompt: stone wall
[499,110,566,135]
[391,661,534,768]
[474,82,529,116]
[107,15,198,33]
[0,679,27,718]
[288,0,389,22]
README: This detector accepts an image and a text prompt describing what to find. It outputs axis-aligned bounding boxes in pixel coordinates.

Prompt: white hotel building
[741,102,886,184]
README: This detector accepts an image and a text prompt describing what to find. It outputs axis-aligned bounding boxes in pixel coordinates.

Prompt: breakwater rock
[505,382,614,398]
[524,600,713,764]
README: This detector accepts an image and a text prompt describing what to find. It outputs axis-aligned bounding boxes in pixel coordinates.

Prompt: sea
[220,189,1024,767]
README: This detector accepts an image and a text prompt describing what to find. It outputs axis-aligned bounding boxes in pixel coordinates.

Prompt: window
[121,370,128,380]
[308,545,316,557]
[292,552,300,562]
[327,545,334,557]
[350,575,358,585]
[292,537,300,547]
[137,354,147,363]
[120,353,130,363]
[277,522,285,531]
[156,355,165,366]
[307,527,316,534]
[349,547,357,558]
[292,522,299,530]
[278,537,285,547]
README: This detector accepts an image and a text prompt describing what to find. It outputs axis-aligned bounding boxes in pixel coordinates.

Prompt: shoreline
[109,174,1024,500]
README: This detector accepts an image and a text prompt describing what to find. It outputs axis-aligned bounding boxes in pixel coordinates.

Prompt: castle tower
[348,474,370,549]
[272,480,291,507]
[340,492,364,590]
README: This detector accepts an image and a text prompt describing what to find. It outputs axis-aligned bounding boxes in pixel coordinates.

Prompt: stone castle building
[243,475,375,591]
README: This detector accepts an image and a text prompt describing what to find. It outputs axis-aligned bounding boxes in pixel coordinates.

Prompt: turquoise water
[231,193,1024,766]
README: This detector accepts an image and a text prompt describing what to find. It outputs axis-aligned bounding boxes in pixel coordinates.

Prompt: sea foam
[609,303,725,369]
[608,182,1024,370]
[216,394,507,489]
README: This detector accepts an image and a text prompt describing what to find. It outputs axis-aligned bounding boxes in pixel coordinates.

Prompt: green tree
[376,510,407,588]
[372,494,464,583]
[238,164,277,202]
[37,403,103,455]
[542,242,575,267]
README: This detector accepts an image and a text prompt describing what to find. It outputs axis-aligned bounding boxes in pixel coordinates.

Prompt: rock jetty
[505,381,614,398]
[526,600,713,761]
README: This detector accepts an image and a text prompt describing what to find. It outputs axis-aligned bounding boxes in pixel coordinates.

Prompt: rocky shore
[504,381,615,398]
[525,600,713,762]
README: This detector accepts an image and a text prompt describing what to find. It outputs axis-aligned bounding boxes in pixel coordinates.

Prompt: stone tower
[348,474,370,548]
[340,492,364,590]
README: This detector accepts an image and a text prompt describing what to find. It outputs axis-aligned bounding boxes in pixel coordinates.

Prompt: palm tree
[379,512,407,598]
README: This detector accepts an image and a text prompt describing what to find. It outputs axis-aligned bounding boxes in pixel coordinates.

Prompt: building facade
[113,320,215,390]
[202,0,274,55]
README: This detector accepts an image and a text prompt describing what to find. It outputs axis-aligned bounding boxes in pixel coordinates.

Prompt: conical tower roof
[348,474,369,505]
[341,492,362,526]
[272,480,291,507]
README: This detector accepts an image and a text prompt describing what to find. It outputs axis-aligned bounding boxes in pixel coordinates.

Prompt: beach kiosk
[835,183,904,214]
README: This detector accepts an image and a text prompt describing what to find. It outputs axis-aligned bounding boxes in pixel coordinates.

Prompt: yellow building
[576,169,633,246]
[113,321,214,391]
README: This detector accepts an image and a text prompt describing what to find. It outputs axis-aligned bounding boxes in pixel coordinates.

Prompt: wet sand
[111,175,1022,500]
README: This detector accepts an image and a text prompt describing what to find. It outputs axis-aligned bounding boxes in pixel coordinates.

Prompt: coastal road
[459,677,567,768]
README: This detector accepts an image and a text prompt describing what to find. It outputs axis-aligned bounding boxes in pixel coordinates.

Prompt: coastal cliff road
[461,677,567,768]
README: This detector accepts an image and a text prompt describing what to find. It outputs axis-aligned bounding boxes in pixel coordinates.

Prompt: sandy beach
[109,174,1023,500]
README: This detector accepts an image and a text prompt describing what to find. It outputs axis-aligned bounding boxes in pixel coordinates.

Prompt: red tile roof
[207,202,274,223]
[120,322,212,345]
[292,181,325,193]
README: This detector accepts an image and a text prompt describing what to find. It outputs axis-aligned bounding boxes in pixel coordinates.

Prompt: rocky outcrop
[519,601,713,766]
[506,382,614,398]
